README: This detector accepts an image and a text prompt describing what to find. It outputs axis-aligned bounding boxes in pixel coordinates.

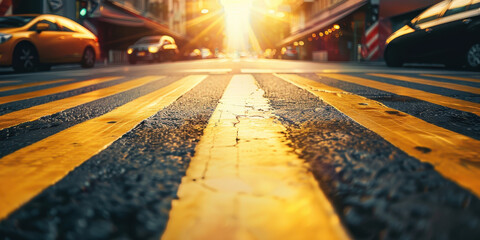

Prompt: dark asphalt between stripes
[301,73,480,141]
[0,75,230,240]
[0,76,127,116]
[255,73,480,240]
[0,76,181,158]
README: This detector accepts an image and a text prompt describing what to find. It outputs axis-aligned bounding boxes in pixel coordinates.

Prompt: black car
[127,35,179,64]
[385,0,480,69]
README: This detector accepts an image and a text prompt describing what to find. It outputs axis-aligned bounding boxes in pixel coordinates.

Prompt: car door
[56,18,85,62]
[29,18,67,63]
[403,1,450,61]
[426,0,474,60]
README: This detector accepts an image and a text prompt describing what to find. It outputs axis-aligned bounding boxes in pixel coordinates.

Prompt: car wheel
[12,42,39,72]
[81,47,95,68]
[169,51,176,61]
[466,43,480,70]
[384,47,403,67]
[158,53,166,62]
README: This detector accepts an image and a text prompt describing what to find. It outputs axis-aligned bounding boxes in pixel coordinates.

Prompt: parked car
[384,0,480,69]
[127,35,179,64]
[263,48,277,59]
[280,46,298,60]
[188,48,213,60]
[0,14,100,72]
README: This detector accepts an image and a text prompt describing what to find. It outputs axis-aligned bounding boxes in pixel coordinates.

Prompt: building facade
[183,0,224,54]
[278,0,441,61]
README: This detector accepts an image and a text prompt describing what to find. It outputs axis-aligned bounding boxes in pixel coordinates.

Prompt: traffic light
[78,0,88,19]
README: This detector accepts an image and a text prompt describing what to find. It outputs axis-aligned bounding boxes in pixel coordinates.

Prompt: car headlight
[127,48,134,54]
[0,33,12,44]
[148,46,159,53]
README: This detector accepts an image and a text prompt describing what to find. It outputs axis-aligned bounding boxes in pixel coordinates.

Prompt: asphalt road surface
[0,59,479,240]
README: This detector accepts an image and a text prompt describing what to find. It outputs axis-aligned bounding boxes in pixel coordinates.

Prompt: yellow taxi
[0,14,100,72]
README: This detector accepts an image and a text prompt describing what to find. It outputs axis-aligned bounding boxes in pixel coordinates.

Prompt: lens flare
[221,0,259,54]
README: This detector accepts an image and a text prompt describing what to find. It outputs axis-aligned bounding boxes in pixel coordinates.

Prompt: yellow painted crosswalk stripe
[0,76,120,105]
[318,73,480,116]
[162,75,349,240]
[369,73,480,94]
[0,80,20,84]
[0,76,164,130]
[276,74,480,197]
[0,79,73,92]
[421,74,480,83]
[0,75,206,220]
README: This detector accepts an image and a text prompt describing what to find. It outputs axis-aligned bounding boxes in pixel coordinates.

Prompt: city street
[0,59,479,239]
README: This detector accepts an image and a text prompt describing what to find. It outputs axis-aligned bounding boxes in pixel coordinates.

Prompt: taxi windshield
[0,16,36,28]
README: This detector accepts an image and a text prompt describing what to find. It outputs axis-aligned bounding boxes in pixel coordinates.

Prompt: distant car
[280,46,298,60]
[263,48,276,59]
[127,35,179,64]
[0,14,100,72]
[384,0,480,69]
[188,48,213,59]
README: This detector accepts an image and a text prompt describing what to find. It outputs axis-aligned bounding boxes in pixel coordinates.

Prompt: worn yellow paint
[0,80,20,85]
[0,79,73,92]
[0,76,120,105]
[0,76,164,130]
[421,74,480,83]
[276,73,480,197]
[162,75,349,240]
[318,73,480,117]
[369,73,480,94]
[0,75,206,220]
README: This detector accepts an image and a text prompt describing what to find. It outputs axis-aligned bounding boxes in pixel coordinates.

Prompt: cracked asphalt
[0,59,479,240]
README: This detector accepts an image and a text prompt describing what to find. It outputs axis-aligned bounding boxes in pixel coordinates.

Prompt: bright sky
[220,0,254,53]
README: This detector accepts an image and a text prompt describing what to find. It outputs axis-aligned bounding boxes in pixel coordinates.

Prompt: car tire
[158,53,166,62]
[384,47,403,67]
[81,47,95,68]
[466,43,480,70]
[12,42,39,72]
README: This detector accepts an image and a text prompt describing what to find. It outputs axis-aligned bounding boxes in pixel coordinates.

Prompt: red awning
[96,1,186,41]
[98,3,144,27]
[278,0,367,47]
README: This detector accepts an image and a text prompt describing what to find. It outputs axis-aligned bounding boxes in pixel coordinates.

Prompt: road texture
[0,59,479,240]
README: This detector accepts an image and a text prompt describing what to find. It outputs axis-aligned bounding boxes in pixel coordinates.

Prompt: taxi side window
[29,20,59,31]
[444,0,472,17]
[61,26,74,32]
[59,23,74,32]
[58,19,77,32]
[415,1,449,25]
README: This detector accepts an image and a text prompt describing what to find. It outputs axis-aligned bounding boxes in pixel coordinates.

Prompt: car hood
[0,28,22,34]
[386,25,414,45]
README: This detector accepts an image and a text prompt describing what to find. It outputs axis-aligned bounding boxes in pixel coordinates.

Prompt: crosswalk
[0,71,479,239]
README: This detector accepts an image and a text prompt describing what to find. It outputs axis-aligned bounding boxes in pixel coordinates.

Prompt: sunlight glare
[221,0,254,55]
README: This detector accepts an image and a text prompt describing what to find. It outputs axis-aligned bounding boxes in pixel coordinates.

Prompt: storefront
[278,0,368,61]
